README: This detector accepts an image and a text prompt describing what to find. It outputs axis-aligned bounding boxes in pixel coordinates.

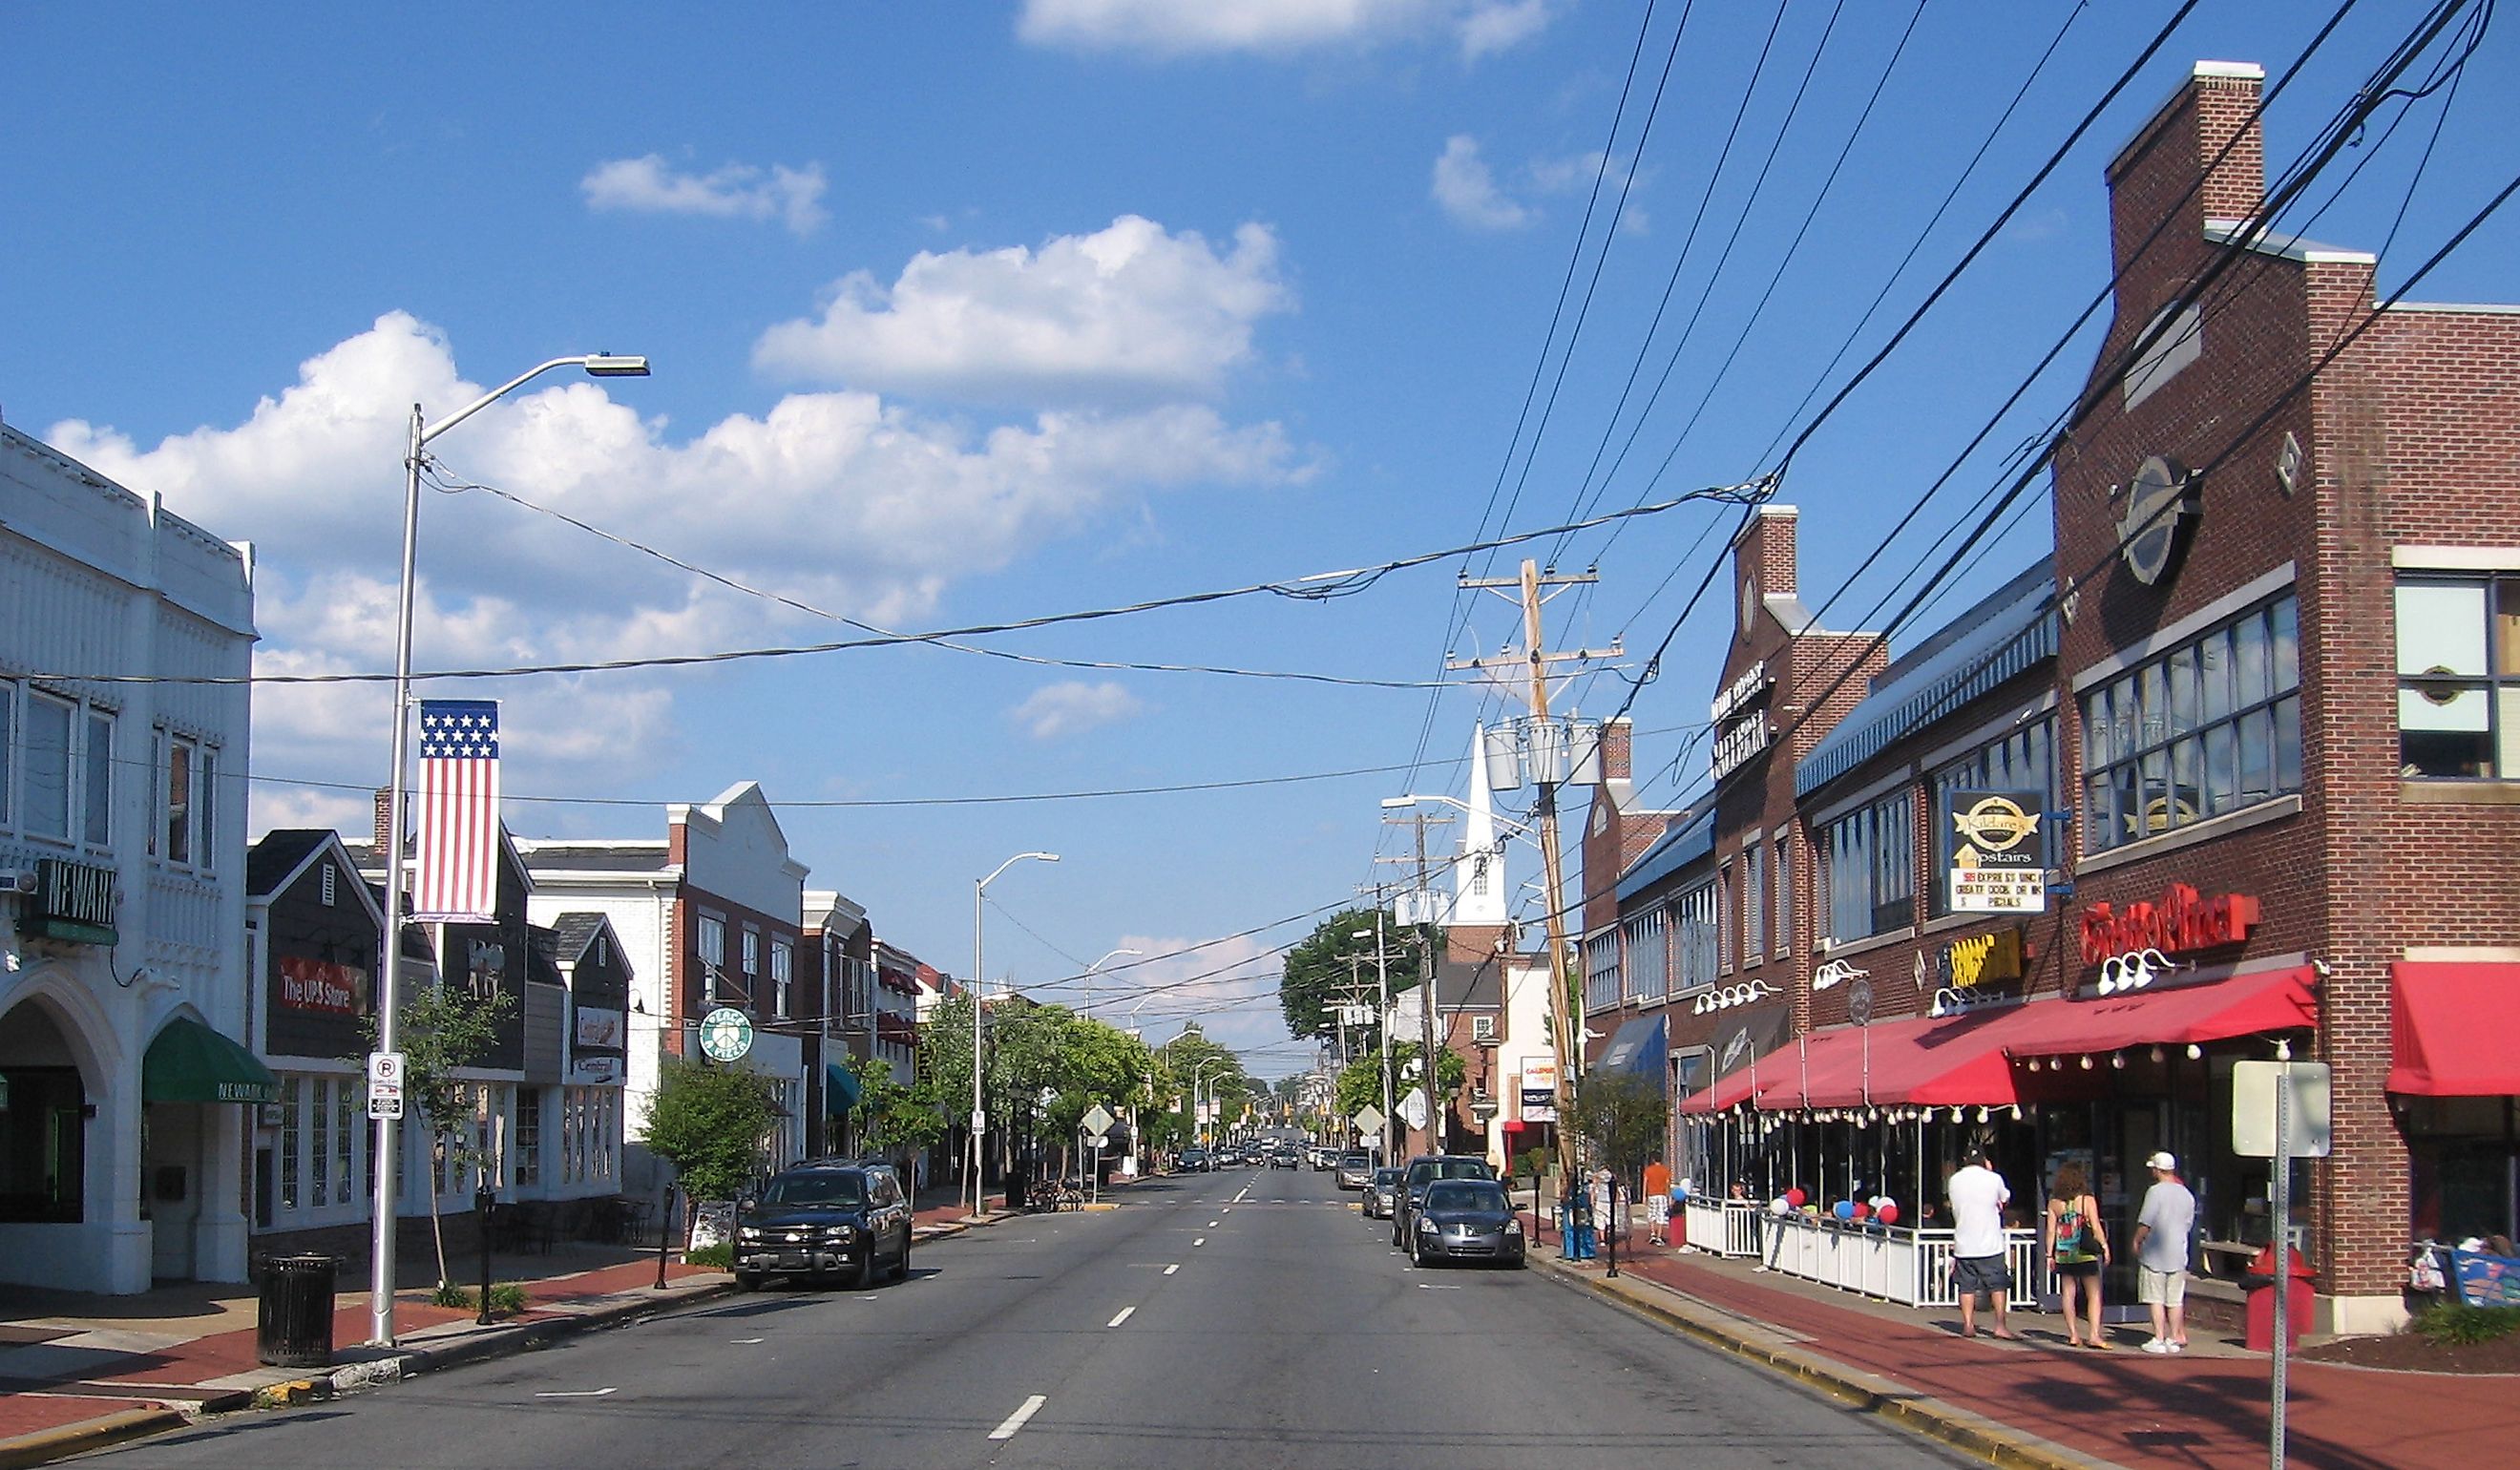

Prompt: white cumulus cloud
[1017,0,1552,59]
[1008,681,1147,739]
[581,154,829,235]
[1431,135,1530,230]
[754,216,1292,405]
[45,311,1304,833]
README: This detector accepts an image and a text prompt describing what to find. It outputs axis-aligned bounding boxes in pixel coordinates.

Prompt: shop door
[145,1104,200,1280]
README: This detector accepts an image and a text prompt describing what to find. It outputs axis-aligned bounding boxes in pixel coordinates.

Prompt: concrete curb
[0,1408,192,1470]
[1530,1253,2119,1470]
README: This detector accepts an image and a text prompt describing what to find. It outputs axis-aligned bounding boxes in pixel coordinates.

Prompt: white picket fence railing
[1684,1204,2050,1309]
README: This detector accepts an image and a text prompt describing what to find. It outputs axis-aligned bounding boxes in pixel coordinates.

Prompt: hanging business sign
[1710,662,1774,781]
[1946,790,2047,913]
[2077,882,2260,964]
[18,857,118,946]
[575,1005,625,1049]
[1519,1060,1557,1123]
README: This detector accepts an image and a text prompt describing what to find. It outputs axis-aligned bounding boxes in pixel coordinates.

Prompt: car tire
[734,1271,765,1292]
[892,1232,913,1282]
[850,1250,878,1290]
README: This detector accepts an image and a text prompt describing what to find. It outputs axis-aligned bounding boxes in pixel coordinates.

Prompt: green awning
[143,1018,282,1104]
[825,1061,862,1116]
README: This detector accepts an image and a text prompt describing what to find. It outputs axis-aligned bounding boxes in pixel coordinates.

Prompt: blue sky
[7,2,2512,1075]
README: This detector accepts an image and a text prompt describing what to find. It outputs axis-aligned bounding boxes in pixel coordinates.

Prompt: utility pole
[1376,817,1452,1157]
[1452,559,1619,1195]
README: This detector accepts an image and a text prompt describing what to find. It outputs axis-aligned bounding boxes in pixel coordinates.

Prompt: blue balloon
[1834,1199,1857,1221]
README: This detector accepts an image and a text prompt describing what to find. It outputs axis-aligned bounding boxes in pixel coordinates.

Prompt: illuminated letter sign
[2077,883,2259,965]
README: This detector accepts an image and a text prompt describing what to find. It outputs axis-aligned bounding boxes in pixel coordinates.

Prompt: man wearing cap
[2132,1151,2196,1354]
[1945,1144,2015,1339]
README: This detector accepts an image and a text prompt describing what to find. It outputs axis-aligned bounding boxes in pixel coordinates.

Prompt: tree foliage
[359,979,513,1288]
[1151,1027,1253,1141]
[1564,1069,1670,1175]
[643,1059,781,1203]
[848,1053,945,1162]
[1277,908,1434,1044]
[1334,1041,1465,1118]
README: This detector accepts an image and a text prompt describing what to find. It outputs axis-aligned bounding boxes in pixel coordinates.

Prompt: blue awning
[825,1061,862,1115]
[1796,563,2058,798]
[1597,1013,1669,1091]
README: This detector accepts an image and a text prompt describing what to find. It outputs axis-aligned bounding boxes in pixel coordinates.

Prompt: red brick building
[1588,62,2520,1334]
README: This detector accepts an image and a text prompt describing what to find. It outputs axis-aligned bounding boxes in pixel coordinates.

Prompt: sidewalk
[1524,1213,2520,1470]
[0,1242,731,1468]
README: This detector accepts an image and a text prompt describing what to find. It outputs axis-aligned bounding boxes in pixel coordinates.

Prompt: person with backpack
[2047,1159,2112,1348]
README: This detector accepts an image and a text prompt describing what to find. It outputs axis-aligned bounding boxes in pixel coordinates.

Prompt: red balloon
[1851,1202,1872,1220]
[1784,1187,1807,1208]
[1876,1203,1900,1226]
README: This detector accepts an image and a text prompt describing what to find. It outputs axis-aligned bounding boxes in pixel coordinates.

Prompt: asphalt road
[95,1167,1966,1469]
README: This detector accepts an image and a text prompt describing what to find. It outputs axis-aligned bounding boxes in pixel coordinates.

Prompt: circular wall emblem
[2117,454,2194,586]
[698,1006,754,1062]
[1740,576,1760,632]
[1849,978,1876,1027]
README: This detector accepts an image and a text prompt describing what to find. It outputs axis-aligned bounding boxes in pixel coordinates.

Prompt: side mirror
[737,1195,758,1213]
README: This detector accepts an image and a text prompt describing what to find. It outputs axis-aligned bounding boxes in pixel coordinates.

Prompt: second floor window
[1742,841,1766,960]
[697,914,725,1000]
[2083,596,2300,850]
[770,938,792,1018]
[1673,876,1721,992]
[2398,574,2520,778]
[1622,906,1669,1001]
[1824,788,1915,944]
[1931,718,2054,914]
[10,688,115,849]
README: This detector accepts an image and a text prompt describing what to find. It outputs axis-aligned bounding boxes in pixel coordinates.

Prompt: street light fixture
[1080,946,1144,1023]
[369,351,650,1349]
[970,851,1059,1213]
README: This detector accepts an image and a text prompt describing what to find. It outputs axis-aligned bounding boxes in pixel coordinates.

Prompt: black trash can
[256,1254,338,1368]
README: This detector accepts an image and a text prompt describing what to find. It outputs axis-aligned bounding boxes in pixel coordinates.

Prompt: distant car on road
[1362,1166,1402,1219]
[1269,1145,1298,1168]
[1408,1179,1524,1268]
[732,1160,913,1291]
[1177,1146,1212,1172]
[1333,1152,1375,1189]
[1392,1154,1500,1247]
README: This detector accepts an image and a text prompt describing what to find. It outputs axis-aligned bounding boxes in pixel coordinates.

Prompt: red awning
[1998,964,2318,1063]
[2389,961,2520,1097]
[1752,1008,2025,1110]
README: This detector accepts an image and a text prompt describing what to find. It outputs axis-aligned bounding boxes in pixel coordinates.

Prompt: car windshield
[1339,1154,1371,1166]
[1409,1158,1495,1186]
[760,1172,866,1208]
[1424,1181,1508,1211]
[1373,1168,1401,1185]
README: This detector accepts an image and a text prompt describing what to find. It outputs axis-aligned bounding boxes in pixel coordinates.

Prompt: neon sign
[2077,883,2258,964]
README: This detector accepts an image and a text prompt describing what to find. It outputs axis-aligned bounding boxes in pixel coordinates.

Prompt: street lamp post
[1081,946,1144,1023]
[970,851,1059,1214]
[1352,923,1396,1165]
[369,352,648,1349]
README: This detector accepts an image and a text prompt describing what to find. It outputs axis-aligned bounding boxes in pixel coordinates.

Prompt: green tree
[1334,1042,1464,1120]
[1564,1069,1670,1180]
[1277,909,1433,1047]
[644,1059,780,1206]
[848,1054,945,1168]
[360,980,513,1290]
[1152,1028,1250,1144]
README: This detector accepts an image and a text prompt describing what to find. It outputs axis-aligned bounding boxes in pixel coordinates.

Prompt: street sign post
[367,1050,406,1120]
[2235,1059,2330,1470]
[1354,1103,1386,1148]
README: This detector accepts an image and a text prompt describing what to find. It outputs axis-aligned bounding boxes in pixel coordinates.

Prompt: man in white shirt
[2132,1151,2197,1353]
[1946,1144,2015,1339]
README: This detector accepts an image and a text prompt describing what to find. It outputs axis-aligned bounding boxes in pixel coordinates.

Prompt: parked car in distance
[1363,1166,1402,1219]
[1408,1179,1524,1268]
[732,1160,913,1291]
[1333,1152,1375,1189]
[1392,1154,1500,1247]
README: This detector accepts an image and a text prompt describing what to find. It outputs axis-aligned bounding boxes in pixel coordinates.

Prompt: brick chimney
[2108,61,2266,277]
[372,787,393,857]
[1731,505,1799,640]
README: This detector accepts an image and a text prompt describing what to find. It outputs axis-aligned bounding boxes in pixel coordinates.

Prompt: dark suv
[1391,1154,1499,1247]
[733,1160,913,1291]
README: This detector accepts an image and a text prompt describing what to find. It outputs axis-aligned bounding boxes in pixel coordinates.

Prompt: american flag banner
[411,700,502,923]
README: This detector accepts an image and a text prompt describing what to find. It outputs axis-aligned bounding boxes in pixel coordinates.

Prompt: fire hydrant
[2242,1241,2316,1352]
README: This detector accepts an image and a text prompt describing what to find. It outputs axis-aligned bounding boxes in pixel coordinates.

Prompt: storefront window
[2084,596,2300,850]
[335,1081,355,1206]
[515,1087,543,1186]
[1930,718,2054,914]
[1823,788,1915,943]
[280,1078,302,1212]
[2398,575,2520,778]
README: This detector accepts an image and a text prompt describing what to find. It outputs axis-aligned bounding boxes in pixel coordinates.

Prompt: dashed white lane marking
[1164,1264,1181,1275]
[730,1337,765,1344]
[1194,1237,1207,1247]
[1107,1307,1135,1328]
[989,1395,1048,1440]
[535,1387,617,1398]
[1208,1220,1221,1227]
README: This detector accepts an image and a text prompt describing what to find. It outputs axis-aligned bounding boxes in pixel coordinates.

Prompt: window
[1717,864,1733,971]
[334,1081,355,1206]
[741,928,760,980]
[321,863,337,907]
[23,692,72,841]
[164,735,192,863]
[514,1087,543,1186]
[310,1077,331,1207]
[1672,877,1721,992]
[1930,717,2055,914]
[84,711,112,847]
[1472,1014,1497,1041]
[0,683,11,827]
[280,1077,303,1211]
[1622,907,1669,1001]
[1583,933,1621,1012]
[1774,837,1793,955]
[151,729,216,868]
[697,914,725,1000]
[1742,841,1766,960]
[1823,788,1916,943]
[2398,575,2520,778]
[2083,596,2300,850]
[771,938,792,1018]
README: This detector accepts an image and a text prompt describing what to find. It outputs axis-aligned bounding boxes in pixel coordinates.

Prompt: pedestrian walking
[2133,1151,2196,1354]
[1642,1158,1671,1246]
[2047,1159,2112,1349]
[1946,1144,2016,1339]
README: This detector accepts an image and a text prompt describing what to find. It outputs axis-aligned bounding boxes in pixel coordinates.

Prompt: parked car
[1333,1152,1375,1189]
[1392,1154,1500,1247]
[1407,1179,1524,1268]
[1363,1166,1402,1219]
[732,1160,913,1291]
